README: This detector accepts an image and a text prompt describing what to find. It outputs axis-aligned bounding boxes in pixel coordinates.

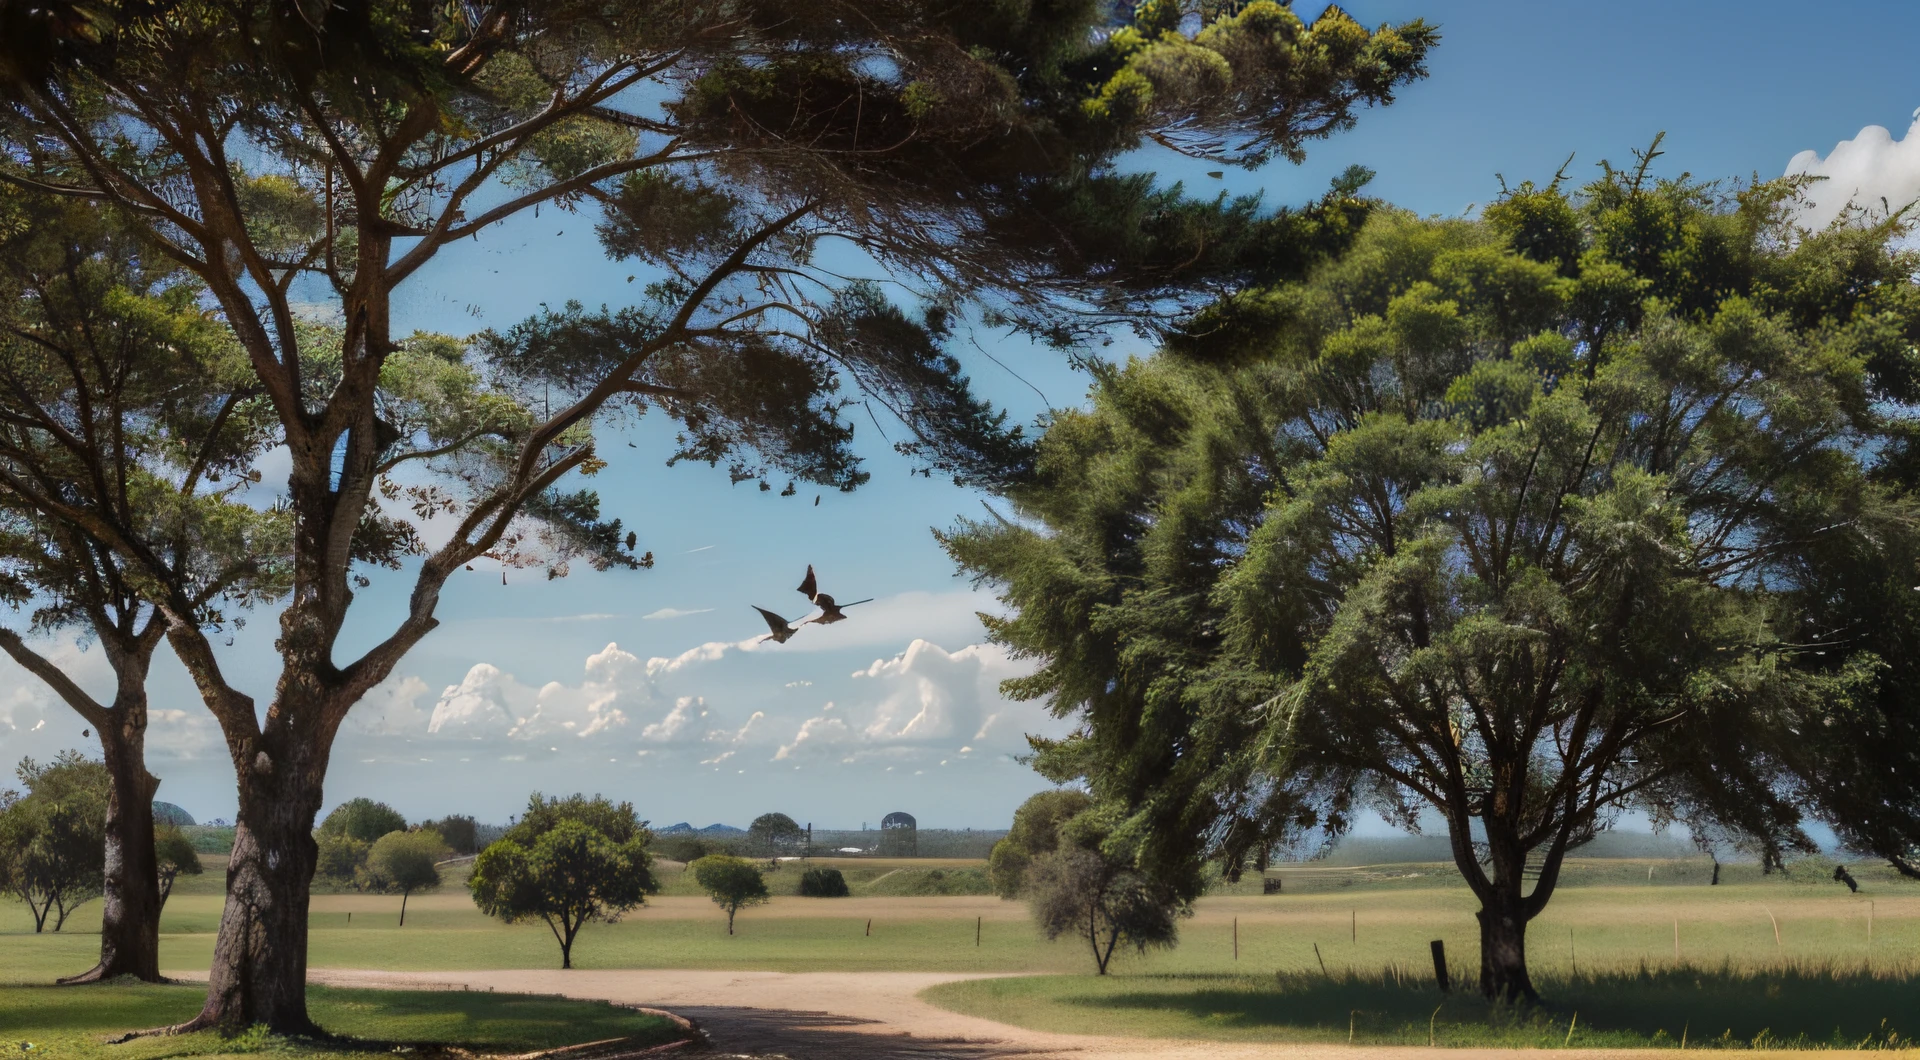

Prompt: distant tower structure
[879,811,918,857]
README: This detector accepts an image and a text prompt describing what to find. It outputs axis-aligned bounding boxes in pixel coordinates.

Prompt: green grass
[7,866,1918,983]
[921,965,1918,1048]
[0,980,685,1060]
[6,854,1919,1050]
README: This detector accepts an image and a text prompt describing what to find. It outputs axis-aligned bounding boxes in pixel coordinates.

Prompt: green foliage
[315,834,370,884]
[746,813,805,857]
[0,751,108,932]
[648,835,713,864]
[946,157,1920,1000]
[418,816,477,857]
[797,866,850,898]
[0,0,1432,1024]
[468,794,655,968]
[180,826,235,855]
[151,802,196,827]
[366,830,445,925]
[689,855,770,935]
[153,823,202,909]
[1025,847,1187,975]
[318,799,408,845]
[989,789,1095,898]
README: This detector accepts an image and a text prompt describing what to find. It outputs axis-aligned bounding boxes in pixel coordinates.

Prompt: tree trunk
[399,890,409,927]
[1475,894,1535,1003]
[178,747,326,1036]
[61,711,162,983]
[727,907,736,935]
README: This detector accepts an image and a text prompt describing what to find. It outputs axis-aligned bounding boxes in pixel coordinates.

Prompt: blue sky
[6,0,1920,832]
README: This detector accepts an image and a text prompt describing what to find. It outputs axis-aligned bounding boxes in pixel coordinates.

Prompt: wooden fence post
[1430,939,1450,993]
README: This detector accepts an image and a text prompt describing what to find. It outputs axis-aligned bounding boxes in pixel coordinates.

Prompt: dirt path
[214,968,1862,1060]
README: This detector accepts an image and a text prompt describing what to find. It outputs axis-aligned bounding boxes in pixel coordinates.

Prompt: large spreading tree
[0,0,1433,1033]
[947,154,1920,1002]
[0,192,289,982]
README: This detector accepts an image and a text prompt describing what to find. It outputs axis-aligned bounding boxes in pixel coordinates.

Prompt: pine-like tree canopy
[946,150,1920,1001]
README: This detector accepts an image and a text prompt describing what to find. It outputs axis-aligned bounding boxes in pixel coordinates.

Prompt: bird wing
[753,606,792,635]
[797,564,818,600]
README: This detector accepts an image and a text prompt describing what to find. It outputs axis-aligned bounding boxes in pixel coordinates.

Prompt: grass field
[5,854,1918,1048]
[0,980,685,1060]
[922,966,1918,1048]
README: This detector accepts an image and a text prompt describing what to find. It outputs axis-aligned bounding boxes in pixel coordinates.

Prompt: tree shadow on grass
[674,1005,1044,1060]
[1060,963,1917,1048]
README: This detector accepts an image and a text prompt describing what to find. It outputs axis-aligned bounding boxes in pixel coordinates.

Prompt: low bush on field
[799,867,850,897]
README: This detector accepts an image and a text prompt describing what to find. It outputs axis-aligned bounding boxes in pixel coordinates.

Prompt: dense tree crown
[0,193,286,982]
[746,812,804,856]
[991,789,1185,974]
[318,799,409,844]
[366,829,446,926]
[0,751,109,933]
[690,854,769,935]
[947,152,1920,1000]
[988,788,1094,898]
[153,823,203,909]
[468,793,655,968]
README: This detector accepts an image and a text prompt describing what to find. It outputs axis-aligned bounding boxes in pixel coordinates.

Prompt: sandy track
[161,967,1867,1060]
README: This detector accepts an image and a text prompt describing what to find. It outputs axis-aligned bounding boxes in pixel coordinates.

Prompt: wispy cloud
[643,607,715,621]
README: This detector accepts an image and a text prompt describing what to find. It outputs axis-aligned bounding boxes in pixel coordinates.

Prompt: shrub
[798,866,849,897]
[316,833,371,882]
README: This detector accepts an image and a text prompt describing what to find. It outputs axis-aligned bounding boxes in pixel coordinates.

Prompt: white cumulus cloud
[1785,111,1920,230]
[773,639,1051,761]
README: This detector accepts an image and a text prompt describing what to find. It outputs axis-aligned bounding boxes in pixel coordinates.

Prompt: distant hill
[654,822,746,837]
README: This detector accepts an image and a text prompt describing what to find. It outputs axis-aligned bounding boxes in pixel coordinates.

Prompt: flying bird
[753,606,805,644]
[793,565,873,624]
[809,593,873,624]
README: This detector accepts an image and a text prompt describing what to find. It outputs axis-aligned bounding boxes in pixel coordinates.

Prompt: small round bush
[799,866,850,897]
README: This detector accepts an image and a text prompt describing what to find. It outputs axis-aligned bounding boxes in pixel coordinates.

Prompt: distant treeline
[806,828,1007,859]
[180,820,1007,861]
